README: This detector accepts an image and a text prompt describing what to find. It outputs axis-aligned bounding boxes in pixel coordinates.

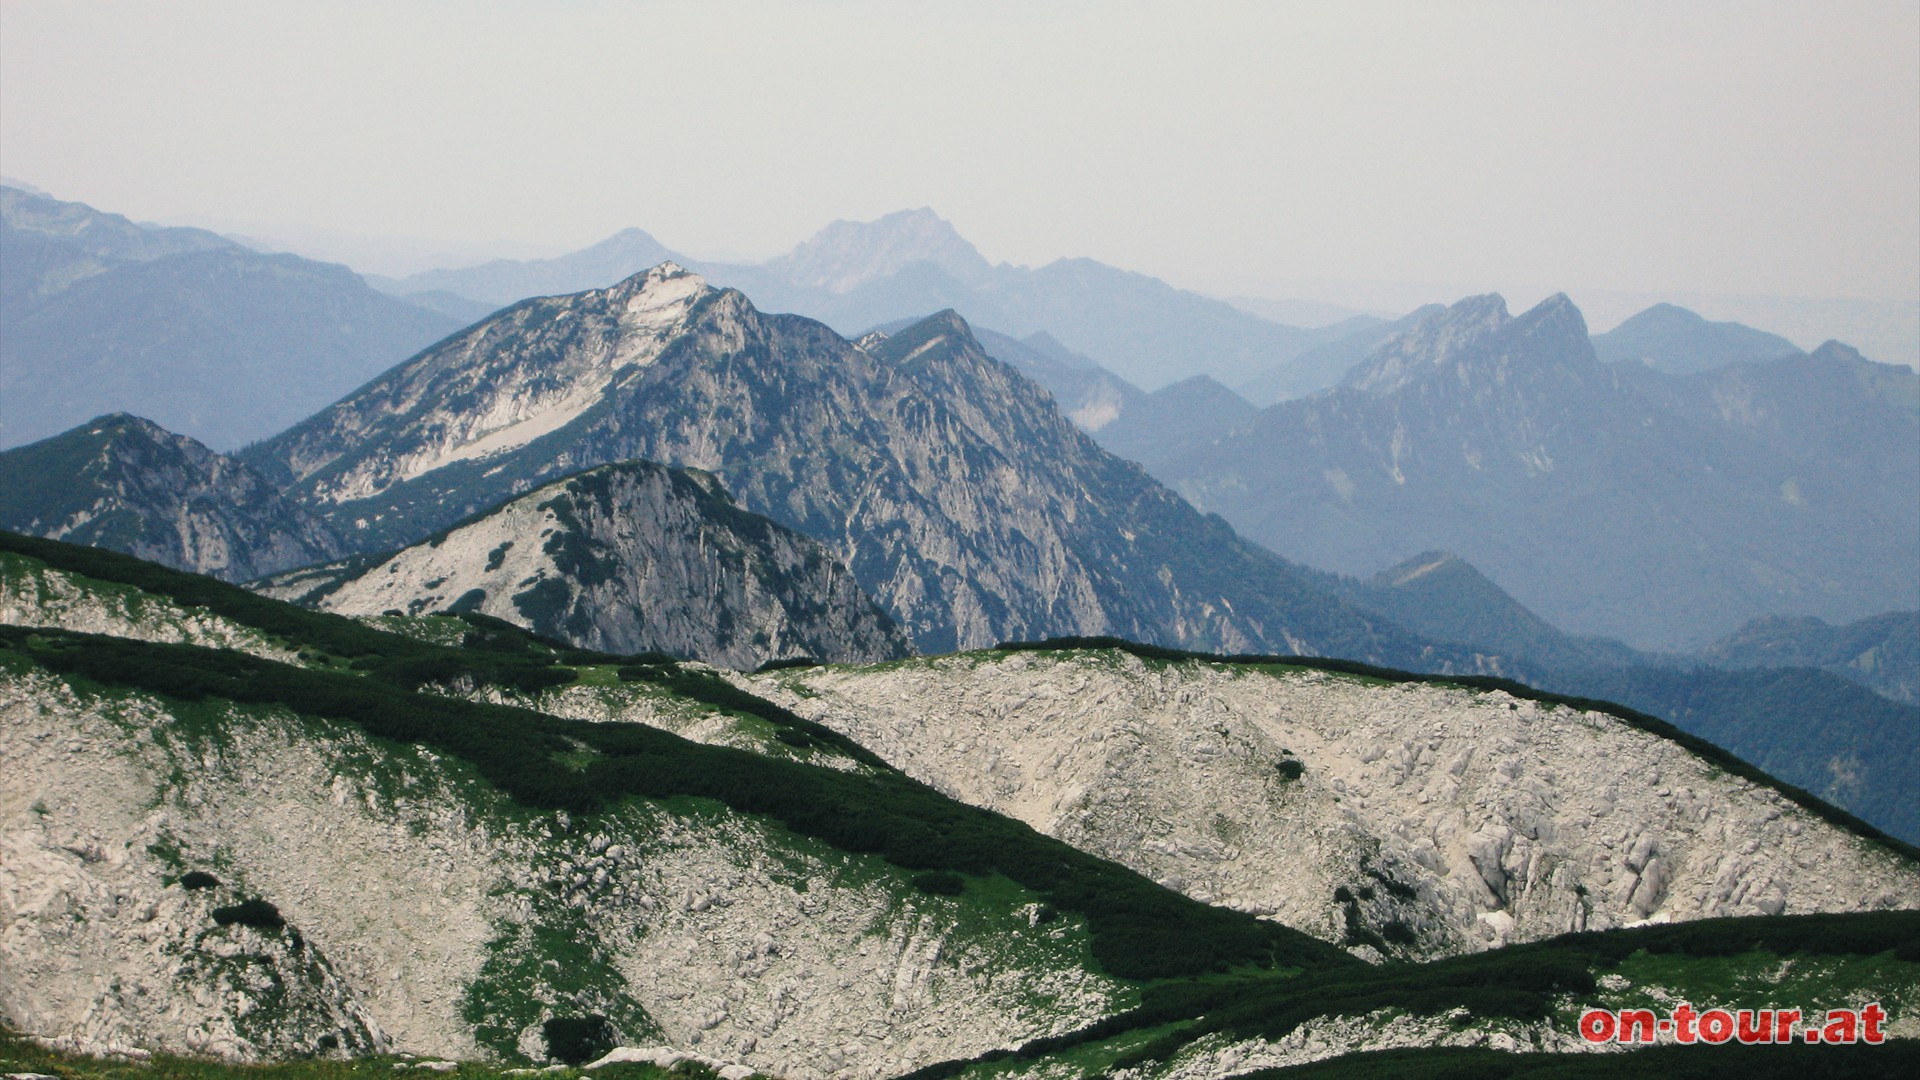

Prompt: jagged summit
[247,274,1427,659]
[1344,292,1593,394]
[765,207,993,293]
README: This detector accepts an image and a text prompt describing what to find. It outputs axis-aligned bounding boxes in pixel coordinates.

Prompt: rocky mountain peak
[1345,292,1596,395]
[767,208,992,293]
[1344,293,1511,393]
[1512,291,1588,338]
[609,261,710,326]
[256,459,909,668]
[0,412,344,581]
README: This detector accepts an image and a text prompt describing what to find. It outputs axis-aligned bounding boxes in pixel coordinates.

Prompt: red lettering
[1699,1009,1735,1044]
[1579,1009,1616,1043]
[1776,1008,1801,1043]
[1736,1009,1772,1044]
[1822,1010,1858,1045]
[1862,1002,1887,1044]
[1672,1003,1698,1043]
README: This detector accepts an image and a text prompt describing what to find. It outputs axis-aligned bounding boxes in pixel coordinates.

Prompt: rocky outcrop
[254,461,909,668]
[755,650,1920,957]
[0,415,345,582]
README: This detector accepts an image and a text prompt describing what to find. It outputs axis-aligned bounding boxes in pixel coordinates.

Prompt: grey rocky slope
[958,327,1147,435]
[243,263,1429,661]
[753,648,1920,959]
[1146,293,1920,650]
[0,542,1352,1074]
[0,185,462,451]
[0,413,344,582]
[254,460,909,668]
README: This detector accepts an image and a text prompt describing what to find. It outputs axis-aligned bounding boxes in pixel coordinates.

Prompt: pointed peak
[868,309,984,365]
[1515,292,1589,336]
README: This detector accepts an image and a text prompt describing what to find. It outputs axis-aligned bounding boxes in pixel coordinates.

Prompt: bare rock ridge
[756,649,1920,959]
[256,460,909,668]
[0,413,345,582]
[244,264,1427,661]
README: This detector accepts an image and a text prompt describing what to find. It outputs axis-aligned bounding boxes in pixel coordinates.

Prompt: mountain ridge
[243,265,1437,662]
[0,413,345,582]
[253,459,910,668]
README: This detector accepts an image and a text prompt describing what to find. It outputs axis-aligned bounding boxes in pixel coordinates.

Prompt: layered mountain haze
[0,186,462,450]
[1150,292,1920,649]
[0,413,344,582]
[1693,611,1920,707]
[255,461,909,668]
[246,264,1428,660]
[383,209,1336,393]
[380,228,683,309]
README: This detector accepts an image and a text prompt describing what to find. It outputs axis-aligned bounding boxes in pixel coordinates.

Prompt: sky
[3,0,1917,316]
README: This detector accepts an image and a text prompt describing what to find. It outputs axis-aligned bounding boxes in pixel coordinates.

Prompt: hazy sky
[3,0,1917,307]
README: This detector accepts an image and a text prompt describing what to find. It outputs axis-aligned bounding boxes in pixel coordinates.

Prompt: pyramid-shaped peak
[1514,292,1589,336]
[771,208,992,293]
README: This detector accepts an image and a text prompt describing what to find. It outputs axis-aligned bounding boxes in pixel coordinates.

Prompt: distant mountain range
[1136,293,1919,651]
[375,208,1359,394]
[0,185,462,451]
[7,262,1917,840]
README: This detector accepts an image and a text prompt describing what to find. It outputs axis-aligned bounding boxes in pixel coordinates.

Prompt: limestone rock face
[254,461,909,669]
[758,651,1920,956]
[0,414,344,582]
